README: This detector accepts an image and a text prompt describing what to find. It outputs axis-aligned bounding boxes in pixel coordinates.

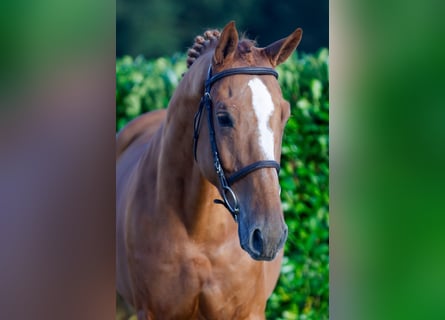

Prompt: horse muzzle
[239,221,288,261]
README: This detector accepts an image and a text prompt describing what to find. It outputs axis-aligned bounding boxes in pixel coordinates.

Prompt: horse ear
[263,28,303,67]
[214,21,239,65]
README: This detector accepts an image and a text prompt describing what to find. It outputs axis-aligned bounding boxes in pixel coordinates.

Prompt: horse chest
[197,258,268,319]
[140,236,267,319]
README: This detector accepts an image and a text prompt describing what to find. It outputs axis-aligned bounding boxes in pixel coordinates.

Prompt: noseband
[193,65,281,222]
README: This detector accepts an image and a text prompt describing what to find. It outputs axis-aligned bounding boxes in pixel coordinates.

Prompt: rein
[193,65,281,222]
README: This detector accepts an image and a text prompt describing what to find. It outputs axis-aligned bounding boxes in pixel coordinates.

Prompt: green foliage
[116,49,329,319]
[116,54,187,131]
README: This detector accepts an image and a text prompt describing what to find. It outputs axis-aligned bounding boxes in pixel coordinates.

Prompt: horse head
[195,21,302,261]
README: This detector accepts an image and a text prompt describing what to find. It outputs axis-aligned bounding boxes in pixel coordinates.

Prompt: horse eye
[217,112,233,127]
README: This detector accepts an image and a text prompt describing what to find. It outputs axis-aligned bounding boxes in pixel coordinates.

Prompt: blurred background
[116,0,328,58]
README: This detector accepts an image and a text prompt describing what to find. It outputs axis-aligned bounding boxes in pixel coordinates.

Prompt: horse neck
[156,53,230,236]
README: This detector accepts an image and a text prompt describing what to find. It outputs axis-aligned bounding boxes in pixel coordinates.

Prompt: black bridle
[193,65,281,222]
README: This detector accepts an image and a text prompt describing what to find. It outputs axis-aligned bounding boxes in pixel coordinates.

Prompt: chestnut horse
[116,21,302,319]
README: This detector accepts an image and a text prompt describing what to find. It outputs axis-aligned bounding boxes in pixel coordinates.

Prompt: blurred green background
[331,1,445,319]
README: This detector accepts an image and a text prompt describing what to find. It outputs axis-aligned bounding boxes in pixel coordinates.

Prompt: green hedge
[116,49,329,320]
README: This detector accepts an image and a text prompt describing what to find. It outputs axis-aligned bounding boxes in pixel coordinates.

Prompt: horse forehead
[231,75,279,99]
[247,77,276,160]
[246,77,278,115]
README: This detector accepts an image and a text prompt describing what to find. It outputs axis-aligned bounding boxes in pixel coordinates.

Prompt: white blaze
[248,78,275,160]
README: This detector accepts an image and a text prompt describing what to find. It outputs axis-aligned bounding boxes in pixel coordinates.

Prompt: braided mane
[186,29,258,70]
[186,29,221,69]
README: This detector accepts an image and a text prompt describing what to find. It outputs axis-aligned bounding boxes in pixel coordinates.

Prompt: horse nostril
[251,228,264,255]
